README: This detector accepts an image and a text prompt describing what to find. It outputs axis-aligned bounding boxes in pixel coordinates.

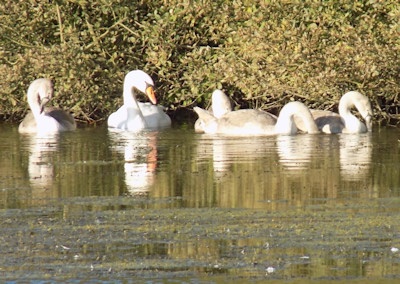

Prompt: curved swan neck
[339,91,373,132]
[339,91,358,116]
[27,78,53,120]
[123,83,140,108]
[275,102,319,134]
[28,94,42,119]
[122,78,149,129]
[123,70,155,107]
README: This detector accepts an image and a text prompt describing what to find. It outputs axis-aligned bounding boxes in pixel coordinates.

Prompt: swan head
[356,99,373,132]
[339,91,373,132]
[364,114,372,132]
[27,78,54,114]
[124,70,156,104]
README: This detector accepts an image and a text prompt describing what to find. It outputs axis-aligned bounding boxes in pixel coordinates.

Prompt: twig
[2,35,36,49]
[117,22,140,37]
[84,17,127,50]
[55,4,64,44]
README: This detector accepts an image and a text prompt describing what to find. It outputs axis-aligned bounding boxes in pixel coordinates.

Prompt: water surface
[0,123,399,282]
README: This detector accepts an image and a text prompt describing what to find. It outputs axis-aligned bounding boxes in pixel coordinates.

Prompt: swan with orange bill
[107,70,171,132]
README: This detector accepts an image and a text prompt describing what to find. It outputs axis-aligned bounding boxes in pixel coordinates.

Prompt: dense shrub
[1,0,399,125]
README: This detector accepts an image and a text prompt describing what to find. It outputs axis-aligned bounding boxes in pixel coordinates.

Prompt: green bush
[1,0,399,125]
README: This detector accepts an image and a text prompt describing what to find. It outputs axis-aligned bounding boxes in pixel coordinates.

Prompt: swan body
[18,78,76,134]
[295,91,373,134]
[194,101,319,136]
[107,70,171,132]
[194,89,232,132]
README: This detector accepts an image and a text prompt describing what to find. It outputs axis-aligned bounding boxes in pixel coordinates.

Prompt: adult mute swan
[295,91,373,134]
[194,101,319,136]
[194,89,232,132]
[18,78,76,134]
[107,70,171,132]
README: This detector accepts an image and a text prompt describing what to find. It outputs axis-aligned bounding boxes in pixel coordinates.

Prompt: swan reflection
[108,130,158,195]
[339,133,372,181]
[197,134,318,176]
[24,133,59,194]
[276,134,317,171]
[196,134,276,178]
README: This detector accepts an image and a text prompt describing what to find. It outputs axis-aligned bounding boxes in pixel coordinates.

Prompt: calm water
[0,122,399,282]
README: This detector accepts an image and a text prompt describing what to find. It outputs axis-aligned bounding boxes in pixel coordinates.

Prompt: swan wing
[210,90,232,118]
[294,109,342,133]
[217,109,276,135]
[19,108,76,133]
[139,102,171,129]
[108,106,147,131]
[19,112,37,133]
[45,107,76,131]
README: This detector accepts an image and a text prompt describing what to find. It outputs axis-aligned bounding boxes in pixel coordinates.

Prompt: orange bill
[145,86,157,104]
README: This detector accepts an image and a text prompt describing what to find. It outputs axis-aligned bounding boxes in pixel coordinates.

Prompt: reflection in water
[196,134,277,178]
[108,130,158,195]
[0,123,400,281]
[26,134,59,191]
[339,133,372,181]
[20,133,61,205]
[190,132,377,209]
[276,134,317,171]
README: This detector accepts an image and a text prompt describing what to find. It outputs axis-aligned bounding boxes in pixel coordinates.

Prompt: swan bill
[145,86,157,105]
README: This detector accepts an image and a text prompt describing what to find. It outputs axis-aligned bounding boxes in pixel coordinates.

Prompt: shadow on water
[0,122,399,282]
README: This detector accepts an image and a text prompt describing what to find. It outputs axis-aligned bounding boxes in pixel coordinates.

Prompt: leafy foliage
[1,0,399,125]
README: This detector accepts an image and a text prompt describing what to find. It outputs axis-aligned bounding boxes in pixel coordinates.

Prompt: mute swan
[18,78,76,134]
[194,89,232,132]
[295,91,373,134]
[194,101,319,135]
[107,70,171,132]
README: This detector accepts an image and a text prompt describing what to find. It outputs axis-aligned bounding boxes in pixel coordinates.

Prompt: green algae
[1,196,400,282]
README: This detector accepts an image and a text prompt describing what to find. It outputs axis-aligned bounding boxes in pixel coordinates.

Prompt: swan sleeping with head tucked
[295,91,373,134]
[107,70,171,132]
[18,78,76,134]
[194,101,319,136]
[194,89,232,132]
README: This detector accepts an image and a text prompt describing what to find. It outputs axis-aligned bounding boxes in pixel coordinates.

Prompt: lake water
[0,122,399,282]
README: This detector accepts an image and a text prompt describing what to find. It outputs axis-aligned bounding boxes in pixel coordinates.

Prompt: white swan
[107,70,171,132]
[194,89,232,133]
[18,78,76,134]
[295,91,373,134]
[194,101,319,135]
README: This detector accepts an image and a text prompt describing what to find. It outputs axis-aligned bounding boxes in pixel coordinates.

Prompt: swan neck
[122,80,148,128]
[27,90,43,120]
[274,103,298,134]
[123,83,139,108]
[276,102,319,134]
[338,95,354,116]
